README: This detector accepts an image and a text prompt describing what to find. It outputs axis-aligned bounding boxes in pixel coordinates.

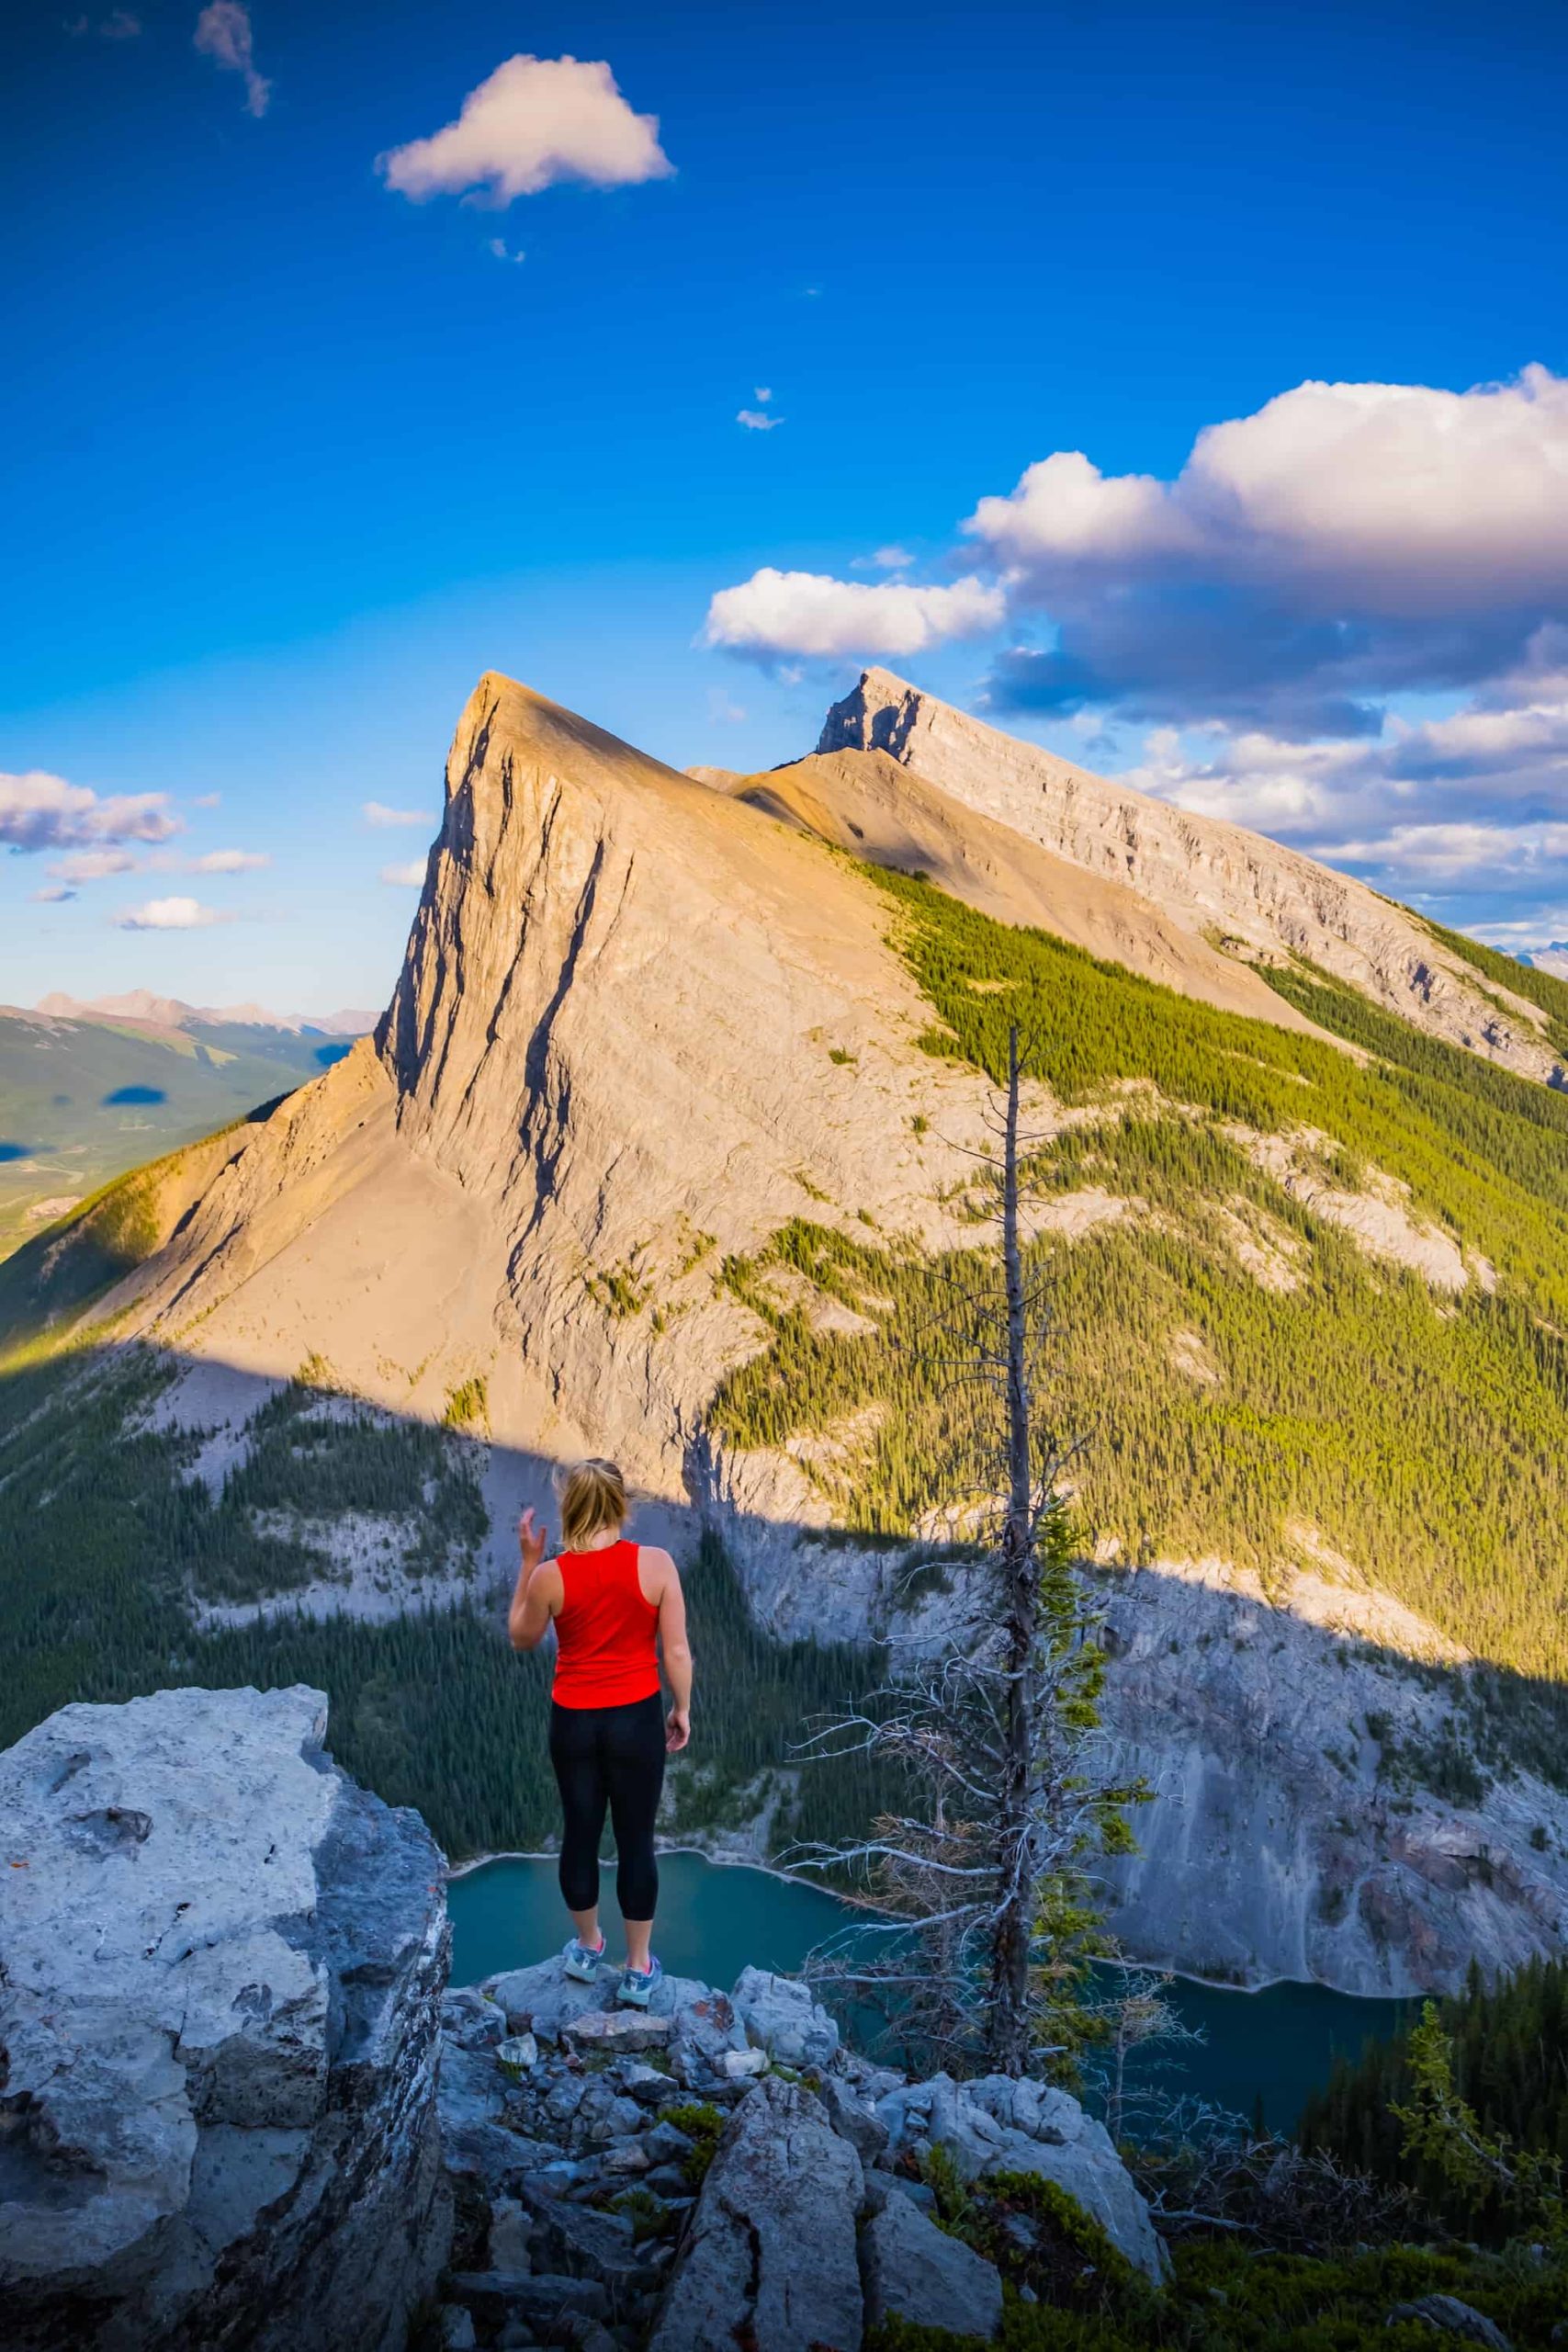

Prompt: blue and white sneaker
[616,1955,663,2009]
[561,1932,606,1984]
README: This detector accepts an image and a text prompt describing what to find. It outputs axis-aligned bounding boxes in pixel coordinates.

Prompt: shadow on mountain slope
[4,1331,1567,1996]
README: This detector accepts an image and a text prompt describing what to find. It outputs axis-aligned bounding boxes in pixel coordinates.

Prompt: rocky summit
[0,1686,1170,2352]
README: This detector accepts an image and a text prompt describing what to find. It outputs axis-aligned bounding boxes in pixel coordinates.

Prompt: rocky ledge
[0,1685,450,2352]
[435,1952,1168,2351]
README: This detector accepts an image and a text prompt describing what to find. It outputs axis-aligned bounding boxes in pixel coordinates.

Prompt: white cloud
[31,885,77,903]
[49,847,140,882]
[363,800,427,828]
[851,546,914,573]
[1,771,178,853]
[967,367,1568,611]
[118,895,228,931]
[703,568,1006,661]
[754,387,773,405]
[379,859,427,887]
[191,791,221,808]
[737,408,783,432]
[187,848,268,873]
[194,2,269,119]
[487,236,526,265]
[378,54,671,206]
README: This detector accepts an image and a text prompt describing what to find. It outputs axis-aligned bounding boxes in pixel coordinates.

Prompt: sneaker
[616,1955,663,2009]
[561,1932,606,1984]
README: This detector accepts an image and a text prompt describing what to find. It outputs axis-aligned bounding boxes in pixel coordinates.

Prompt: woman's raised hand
[518,1507,549,1575]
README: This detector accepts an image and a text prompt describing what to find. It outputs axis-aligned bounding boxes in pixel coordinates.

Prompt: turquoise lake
[446,1850,1412,2132]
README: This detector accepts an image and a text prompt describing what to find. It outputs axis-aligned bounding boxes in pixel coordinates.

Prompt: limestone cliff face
[819,668,1564,1086]
[0,1686,449,2352]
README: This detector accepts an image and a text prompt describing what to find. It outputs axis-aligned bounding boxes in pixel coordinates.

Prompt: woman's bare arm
[641,1547,694,1751]
[509,1508,563,1652]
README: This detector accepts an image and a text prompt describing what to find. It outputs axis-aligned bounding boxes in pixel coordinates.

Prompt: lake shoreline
[443,1845,1415,2007]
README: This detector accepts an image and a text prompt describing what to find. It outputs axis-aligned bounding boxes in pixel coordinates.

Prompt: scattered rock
[731,1963,842,2066]
[568,2010,674,2054]
[642,2120,696,2166]
[435,2305,479,2351]
[1386,2296,1513,2348]
[497,2031,539,2069]
[861,2190,1004,2340]
[818,2070,892,2163]
[451,2269,609,2328]
[0,1686,450,2352]
[719,2045,769,2078]
[649,2077,864,2352]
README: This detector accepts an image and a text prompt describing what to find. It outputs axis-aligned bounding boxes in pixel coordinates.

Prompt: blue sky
[4,0,1567,1012]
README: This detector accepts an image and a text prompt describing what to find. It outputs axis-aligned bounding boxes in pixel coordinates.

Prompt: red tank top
[552,1539,661,1709]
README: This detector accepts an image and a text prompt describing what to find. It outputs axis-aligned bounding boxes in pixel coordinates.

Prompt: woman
[508,1458,693,2008]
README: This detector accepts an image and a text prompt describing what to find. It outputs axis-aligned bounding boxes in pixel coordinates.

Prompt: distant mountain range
[5,669,1568,2000]
[0,996,374,1259]
[33,990,377,1035]
[1522,943,1568,980]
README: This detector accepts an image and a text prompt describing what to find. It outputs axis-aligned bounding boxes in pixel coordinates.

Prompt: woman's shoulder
[633,1542,677,1597]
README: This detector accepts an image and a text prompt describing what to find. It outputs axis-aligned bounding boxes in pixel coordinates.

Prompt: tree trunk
[986,1025,1037,2076]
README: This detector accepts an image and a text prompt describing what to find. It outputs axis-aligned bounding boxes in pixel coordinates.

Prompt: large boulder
[861,2191,1003,2338]
[877,2070,1169,2285]
[0,1685,451,2352]
[649,2075,864,2352]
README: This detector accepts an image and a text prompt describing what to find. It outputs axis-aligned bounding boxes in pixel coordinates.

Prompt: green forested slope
[709,869,1568,1688]
[0,1340,885,1860]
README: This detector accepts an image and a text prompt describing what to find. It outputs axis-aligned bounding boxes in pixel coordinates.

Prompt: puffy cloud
[118,896,228,931]
[703,568,1006,662]
[363,800,427,828]
[194,3,269,119]
[378,55,671,206]
[188,848,269,872]
[1,771,178,853]
[379,859,427,887]
[966,367,1568,733]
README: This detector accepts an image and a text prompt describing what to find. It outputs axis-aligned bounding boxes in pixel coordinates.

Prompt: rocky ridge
[818,668,1564,1087]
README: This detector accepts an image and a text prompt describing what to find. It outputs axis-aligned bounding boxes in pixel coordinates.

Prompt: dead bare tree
[791,1024,1147,2078]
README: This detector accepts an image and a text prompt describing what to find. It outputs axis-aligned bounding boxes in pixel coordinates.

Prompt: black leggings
[548,1690,666,1920]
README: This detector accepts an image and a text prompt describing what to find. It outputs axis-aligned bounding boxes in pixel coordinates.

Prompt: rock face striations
[819,667,1564,1084]
[0,1686,450,2352]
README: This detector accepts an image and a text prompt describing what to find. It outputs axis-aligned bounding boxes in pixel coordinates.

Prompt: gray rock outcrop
[648,2076,865,2352]
[0,1685,450,2352]
[861,2190,1005,2337]
[877,2069,1170,2283]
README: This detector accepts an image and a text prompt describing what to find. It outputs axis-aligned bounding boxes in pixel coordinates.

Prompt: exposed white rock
[0,1685,450,2352]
